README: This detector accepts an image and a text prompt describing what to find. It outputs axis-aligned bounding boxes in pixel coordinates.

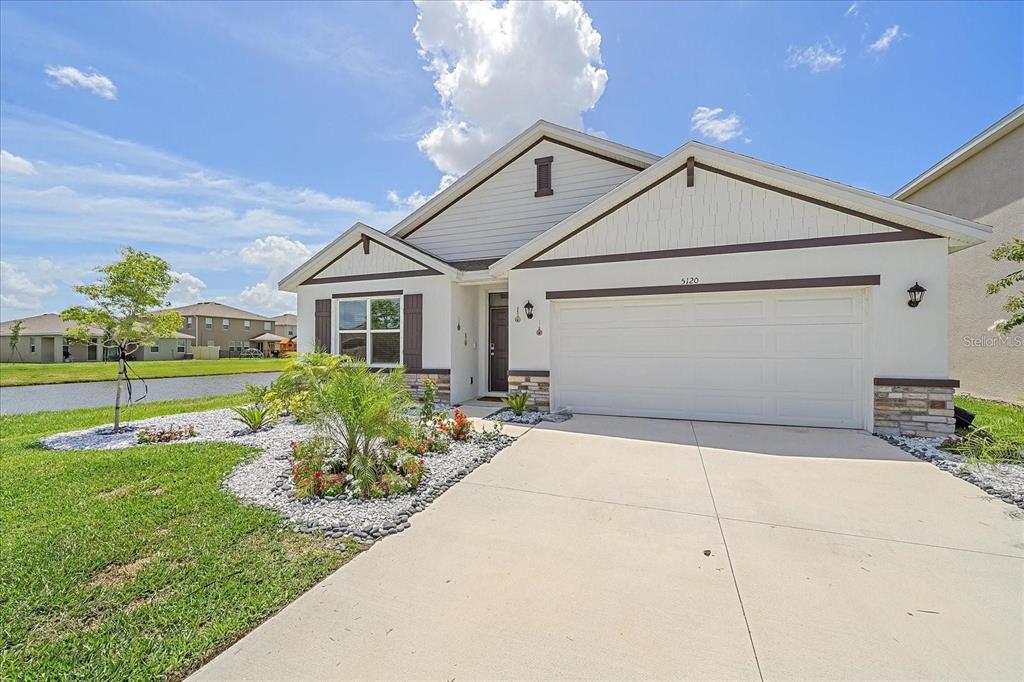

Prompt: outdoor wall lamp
[524,300,534,319]
[907,282,926,308]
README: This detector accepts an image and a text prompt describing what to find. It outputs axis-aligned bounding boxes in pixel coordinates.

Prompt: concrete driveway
[195,415,1024,680]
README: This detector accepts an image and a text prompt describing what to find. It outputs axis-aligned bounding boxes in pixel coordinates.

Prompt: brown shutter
[534,156,553,197]
[403,293,423,370]
[314,299,332,352]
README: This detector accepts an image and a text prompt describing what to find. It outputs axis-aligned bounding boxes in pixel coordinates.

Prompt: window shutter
[403,293,423,370]
[314,299,332,352]
[534,156,553,197]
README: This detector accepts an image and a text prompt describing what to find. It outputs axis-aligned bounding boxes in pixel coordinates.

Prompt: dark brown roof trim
[305,269,437,285]
[546,275,881,300]
[874,377,960,388]
[361,234,370,254]
[694,162,935,238]
[523,159,935,265]
[331,289,403,298]
[449,258,501,271]
[365,235,442,273]
[508,370,550,377]
[519,232,927,270]
[401,136,649,239]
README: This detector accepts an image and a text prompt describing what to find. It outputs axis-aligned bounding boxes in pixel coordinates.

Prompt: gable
[526,162,918,266]
[305,238,436,284]
[404,138,645,262]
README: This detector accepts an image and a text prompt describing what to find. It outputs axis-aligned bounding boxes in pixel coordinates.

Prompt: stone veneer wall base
[874,381,956,438]
[507,373,550,411]
[403,371,451,405]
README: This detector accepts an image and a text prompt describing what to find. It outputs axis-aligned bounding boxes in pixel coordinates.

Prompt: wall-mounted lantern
[524,300,535,319]
[907,282,926,308]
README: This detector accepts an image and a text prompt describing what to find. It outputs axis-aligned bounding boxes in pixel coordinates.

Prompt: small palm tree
[308,364,413,495]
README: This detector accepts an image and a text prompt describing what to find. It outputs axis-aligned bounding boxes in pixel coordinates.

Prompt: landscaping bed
[42,408,516,542]
[488,407,572,425]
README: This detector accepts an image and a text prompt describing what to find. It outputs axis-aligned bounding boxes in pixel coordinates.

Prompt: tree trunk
[114,353,126,430]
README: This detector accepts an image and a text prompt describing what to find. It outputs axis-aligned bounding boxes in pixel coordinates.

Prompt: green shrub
[944,425,1024,468]
[502,391,530,416]
[231,403,274,432]
[265,351,351,420]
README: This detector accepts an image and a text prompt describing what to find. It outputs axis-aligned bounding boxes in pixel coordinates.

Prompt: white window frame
[263,321,272,331]
[222,318,230,329]
[337,295,402,367]
[244,320,251,330]
[186,316,193,328]
[176,339,186,353]
[205,317,213,329]
[30,337,36,353]
[150,343,160,353]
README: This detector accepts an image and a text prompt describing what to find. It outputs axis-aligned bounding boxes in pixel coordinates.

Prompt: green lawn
[0,358,290,387]
[954,395,1024,444]
[0,394,363,680]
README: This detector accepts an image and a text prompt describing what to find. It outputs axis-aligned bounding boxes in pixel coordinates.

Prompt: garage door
[550,289,867,428]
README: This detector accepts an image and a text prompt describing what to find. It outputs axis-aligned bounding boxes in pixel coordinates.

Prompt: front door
[488,294,509,392]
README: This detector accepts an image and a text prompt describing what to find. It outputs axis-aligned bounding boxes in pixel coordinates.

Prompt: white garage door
[550,289,867,428]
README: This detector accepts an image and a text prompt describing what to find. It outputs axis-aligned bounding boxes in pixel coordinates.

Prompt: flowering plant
[137,423,197,444]
[437,407,472,441]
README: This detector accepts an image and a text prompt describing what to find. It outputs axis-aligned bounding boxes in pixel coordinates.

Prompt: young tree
[987,237,1023,333]
[62,248,183,429]
[8,320,24,362]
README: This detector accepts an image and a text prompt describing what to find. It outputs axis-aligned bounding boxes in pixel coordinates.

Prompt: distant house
[271,313,297,353]
[167,302,282,357]
[0,313,193,363]
[894,106,1023,402]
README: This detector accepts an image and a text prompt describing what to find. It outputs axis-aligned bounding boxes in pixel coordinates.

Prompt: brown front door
[489,304,509,392]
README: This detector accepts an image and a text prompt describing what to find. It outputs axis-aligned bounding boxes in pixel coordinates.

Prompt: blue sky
[1,0,1021,319]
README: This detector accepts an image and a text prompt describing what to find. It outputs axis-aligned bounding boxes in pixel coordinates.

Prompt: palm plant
[266,350,351,419]
[308,364,413,496]
[502,391,530,416]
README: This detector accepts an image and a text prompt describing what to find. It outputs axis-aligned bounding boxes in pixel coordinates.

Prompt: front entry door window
[488,292,509,392]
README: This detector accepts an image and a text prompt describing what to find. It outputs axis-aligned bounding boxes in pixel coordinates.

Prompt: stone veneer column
[403,371,451,405]
[873,378,958,437]
[507,371,550,411]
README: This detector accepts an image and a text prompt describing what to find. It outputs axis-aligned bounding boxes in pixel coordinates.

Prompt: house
[893,106,1023,403]
[281,121,992,436]
[272,313,297,353]
[167,302,275,357]
[0,313,193,363]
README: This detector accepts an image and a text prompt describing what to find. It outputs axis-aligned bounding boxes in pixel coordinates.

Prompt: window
[222,318,230,329]
[263,321,272,331]
[338,297,401,365]
[244,320,251,329]
[62,342,70,357]
[176,339,186,353]
[535,156,553,197]
[186,316,193,328]
[30,337,36,353]
[288,329,295,337]
[150,344,160,353]
[205,317,213,329]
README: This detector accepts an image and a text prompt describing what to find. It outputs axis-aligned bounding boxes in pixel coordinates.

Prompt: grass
[0,394,364,680]
[954,395,1024,444]
[0,358,290,387]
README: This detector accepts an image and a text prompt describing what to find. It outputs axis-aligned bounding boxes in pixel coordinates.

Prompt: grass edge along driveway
[0,393,364,680]
[0,358,290,387]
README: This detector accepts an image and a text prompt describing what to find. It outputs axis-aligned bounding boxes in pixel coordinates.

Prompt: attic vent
[534,156,553,197]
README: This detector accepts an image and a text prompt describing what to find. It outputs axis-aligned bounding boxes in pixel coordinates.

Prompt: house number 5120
[680,277,700,285]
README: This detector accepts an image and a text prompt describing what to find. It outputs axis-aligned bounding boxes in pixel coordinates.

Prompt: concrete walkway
[194,416,1024,680]
[0,372,279,415]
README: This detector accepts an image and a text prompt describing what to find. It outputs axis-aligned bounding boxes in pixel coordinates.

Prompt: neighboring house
[281,120,992,436]
[168,302,274,357]
[0,313,193,363]
[272,313,297,353]
[894,106,1023,403]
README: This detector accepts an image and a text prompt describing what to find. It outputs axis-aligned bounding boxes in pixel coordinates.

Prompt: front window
[150,344,160,352]
[338,297,401,365]
[186,316,193,328]
[244,320,251,329]
[263,321,272,331]
[205,317,212,329]
[176,340,186,353]
[222,318,229,329]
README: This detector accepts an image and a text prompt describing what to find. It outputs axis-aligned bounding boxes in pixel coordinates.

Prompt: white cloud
[868,25,904,53]
[691,107,746,143]
[44,65,118,100]
[845,2,860,17]
[167,271,207,307]
[413,0,608,177]
[786,42,845,73]
[234,236,312,314]
[0,150,37,176]
[0,260,59,314]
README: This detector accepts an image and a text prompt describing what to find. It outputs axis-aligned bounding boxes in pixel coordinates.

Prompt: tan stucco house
[0,313,193,363]
[167,302,284,357]
[281,120,993,437]
[895,106,1023,403]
